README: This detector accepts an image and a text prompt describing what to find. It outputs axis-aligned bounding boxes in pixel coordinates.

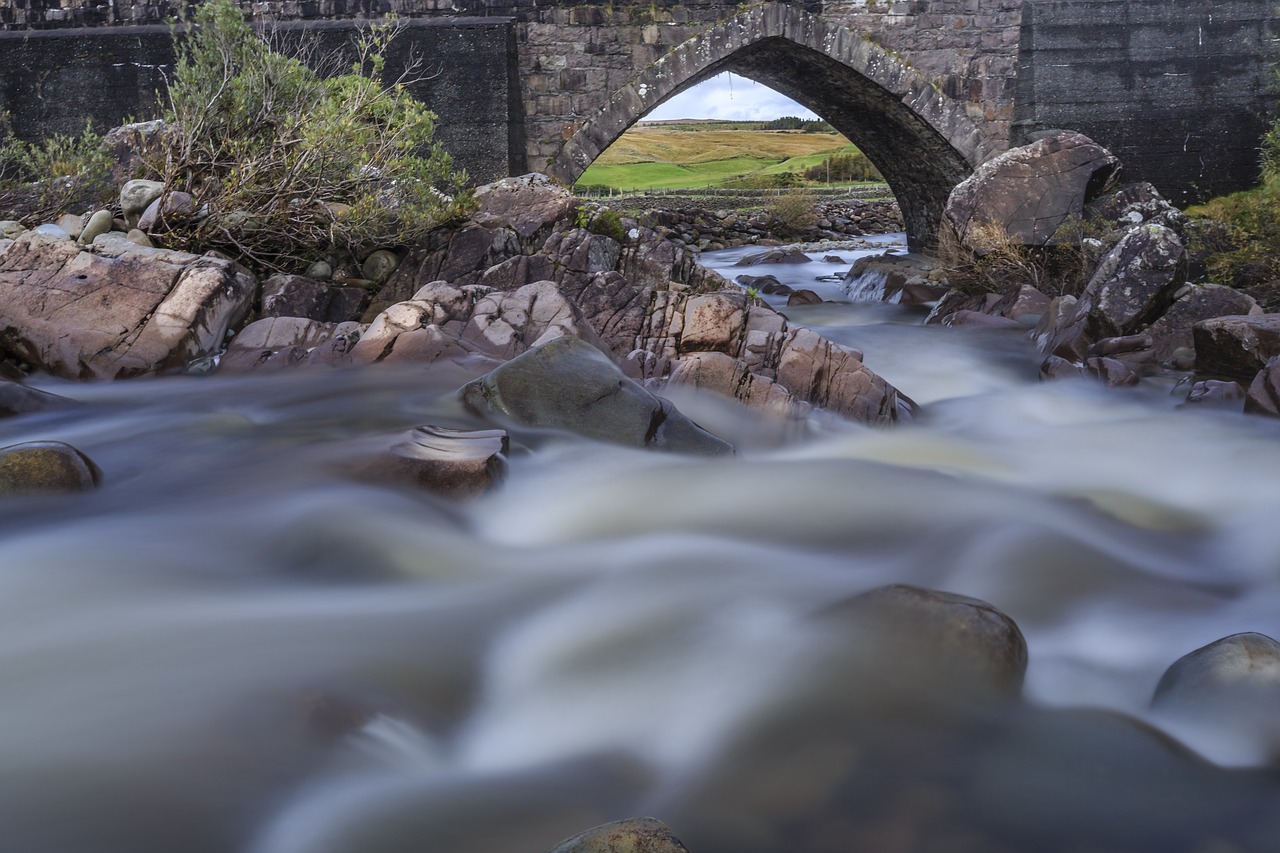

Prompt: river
[2,237,1279,852]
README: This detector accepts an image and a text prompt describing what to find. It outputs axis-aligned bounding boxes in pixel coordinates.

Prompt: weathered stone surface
[943,310,1024,330]
[360,249,400,284]
[1185,379,1246,407]
[828,583,1028,700]
[944,131,1119,250]
[137,190,194,232]
[0,377,73,417]
[786,289,824,306]
[261,274,367,324]
[842,252,944,303]
[1086,181,1187,236]
[547,817,692,853]
[1192,314,1280,382]
[221,317,362,371]
[119,179,165,221]
[680,293,745,354]
[0,231,255,379]
[1154,633,1280,712]
[1244,355,1280,417]
[0,440,102,495]
[1084,356,1140,387]
[734,247,811,266]
[667,351,802,419]
[459,335,732,455]
[1039,355,1086,381]
[1043,224,1185,359]
[1145,283,1261,363]
[471,173,577,242]
[351,426,508,498]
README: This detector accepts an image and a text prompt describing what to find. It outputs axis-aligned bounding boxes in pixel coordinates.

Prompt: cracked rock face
[944,131,1119,251]
[0,231,255,380]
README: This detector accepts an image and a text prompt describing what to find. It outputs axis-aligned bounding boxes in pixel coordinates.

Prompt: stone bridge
[1,0,1275,246]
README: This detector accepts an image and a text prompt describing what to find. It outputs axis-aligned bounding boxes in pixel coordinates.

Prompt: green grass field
[576,122,873,192]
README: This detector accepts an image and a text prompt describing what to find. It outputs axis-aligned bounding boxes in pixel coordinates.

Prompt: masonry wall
[0,16,520,182]
[1015,0,1276,206]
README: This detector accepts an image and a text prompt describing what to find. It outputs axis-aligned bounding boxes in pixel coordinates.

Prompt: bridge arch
[544,2,1000,249]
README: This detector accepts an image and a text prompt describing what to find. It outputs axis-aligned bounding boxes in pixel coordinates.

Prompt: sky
[642,72,820,122]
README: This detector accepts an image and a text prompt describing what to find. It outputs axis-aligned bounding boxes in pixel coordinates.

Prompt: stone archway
[544,2,998,249]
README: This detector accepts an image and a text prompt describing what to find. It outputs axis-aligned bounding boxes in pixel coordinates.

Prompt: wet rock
[829,584,1028,700]
[1040,355,1087,381]
[0,440,102,495]
[1186,379,1246,407]
[0,377,73,417]
[733,247,811,266]
[221,317,362,371]
[351,426,508,499]
[945,131,1119,250]
[924,290,984,325]
[1089,334,1153,357]
[1244,355,1280,417]
[1154,634,1280,710]
[0,230,255,379]
[1084,356,1140,387]
[735,273,789,295]
[260,274,367,323]
[667,351,803,419]
[999,284,1052,324]
[842,252,943,303]
[547,817,692,853]
[459,335,732,455]
[943,310,1024,330]
[1144,283,1261,364]
[823,254,846,264]
[786,289,824,306]
[1192,314,1280,382]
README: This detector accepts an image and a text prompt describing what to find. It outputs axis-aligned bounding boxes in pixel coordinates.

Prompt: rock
[33,224,71,241]
[1185,379,1246,407]
[350,426,508,499]
[137,190,195,232]
[260,274,366,324]
[998,284,1052,324]
[471,173,577,242]
[842,252,941,303]
[667,351,805,419]
[103,120,169,186]
[826,583,1028,700]
[459,335,732,455]
[1144,283,1261,363]
[1169,346,1196,370]
[733,247,811,266]
[1044,224,1185,358]
[944,310,1024,330]
[0,441,102,495]
[0,231,256,379]
[126,228,154,248]
[0,377,74,417]
[823,255,846,264]
[1086,181,1187,236]
[1040,355,1086,380]
[735,273,789,295]
[1089,334,1153,357]
[924,290,984,325]
[305,260,332,281]
[680,293,745,355]
[547,817,692,853]
[119,179,165,221]
[360,249,400,284]
[1192,314,1280,382]
[56,213,84,240]
[77,209,114,245]
[1084,356,1140,387]
[0,221,26,239]
[1153,633,1280,713]
[221,317,362,371]
[785,289,823,306]
[944,130,1119,250]
[1244,355,1280,417]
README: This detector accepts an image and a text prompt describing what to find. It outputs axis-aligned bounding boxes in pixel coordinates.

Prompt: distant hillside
[576,120,879,192]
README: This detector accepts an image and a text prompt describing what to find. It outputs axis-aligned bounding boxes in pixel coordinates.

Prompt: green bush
[152,0,471,272]
[767,189,818,234]
[0,113,114,225]
[803,151,881,183]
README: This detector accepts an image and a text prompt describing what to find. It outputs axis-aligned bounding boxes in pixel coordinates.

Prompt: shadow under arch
[545,3,998,250]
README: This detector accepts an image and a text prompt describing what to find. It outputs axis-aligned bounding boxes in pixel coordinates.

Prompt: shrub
[0,113,114,225]
[767,189,818,234]
[151,0,471,272]
[937,220,1099,299]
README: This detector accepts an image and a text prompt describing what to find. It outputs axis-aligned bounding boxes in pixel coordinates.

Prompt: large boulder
[459,335,732,455]
[1143,283,1261,364]
[1043,224,1186,360]
[0,231,255,379]
[1192,314,1280,382]
[944,131,1119,251]
[260,274,367,324]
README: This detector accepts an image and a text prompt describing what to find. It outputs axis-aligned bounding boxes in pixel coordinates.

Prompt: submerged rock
[350,426,508,499]
[0,377,74,417]
[459,335,732,455]
[547,817,692,853]
[0,441,102,495]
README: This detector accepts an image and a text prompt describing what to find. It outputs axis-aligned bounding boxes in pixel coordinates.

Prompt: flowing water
[3,238,1280,853]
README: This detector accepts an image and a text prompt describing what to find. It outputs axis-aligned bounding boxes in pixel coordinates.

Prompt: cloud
[643,73,820,122]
